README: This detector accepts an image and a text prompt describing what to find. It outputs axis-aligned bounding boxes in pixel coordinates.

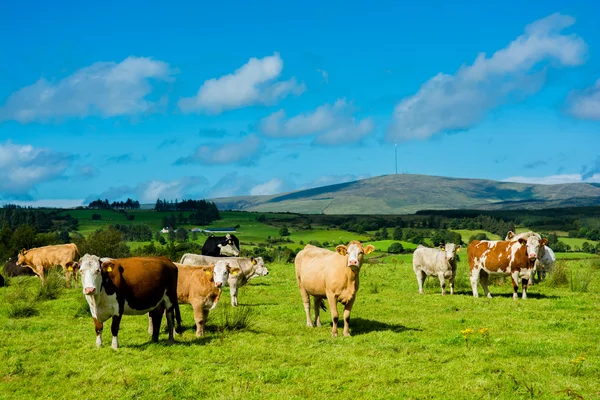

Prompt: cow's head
[336,241,375,269]
[250,257,269,276]
[440,243,460,262]
[218,237,240,257]
[212,260,234,288]
[79,254,103,296]
[17,249,28,265]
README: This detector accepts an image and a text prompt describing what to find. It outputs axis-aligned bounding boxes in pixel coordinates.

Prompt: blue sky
[1,0,600,206]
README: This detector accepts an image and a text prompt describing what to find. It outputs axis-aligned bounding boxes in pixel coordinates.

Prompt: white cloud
[0,141,73,199]
[179,53,305,114]
[250,178,286,196]
[502,173,600,185]
[259,98,374,145]
[174,134,263,165]
[0,57,174,123]
[565,78,600,120]
[388,13,587,141]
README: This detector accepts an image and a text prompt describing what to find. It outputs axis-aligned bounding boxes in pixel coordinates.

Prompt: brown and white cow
[294,241,375,337]
[79,254,180,349]
[17,243,80,287]
[467,235,547,299]
[505,231,554,284]
[148,261,229,338]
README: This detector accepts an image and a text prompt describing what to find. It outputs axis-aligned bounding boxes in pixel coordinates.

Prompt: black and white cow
[201,234,240,257]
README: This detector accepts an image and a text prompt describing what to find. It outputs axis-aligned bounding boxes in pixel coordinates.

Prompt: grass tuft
[547,261,569,287]
[214,305,254,332]
[570,269,592,293]
[5,282,39,319]
[35,269,65,301]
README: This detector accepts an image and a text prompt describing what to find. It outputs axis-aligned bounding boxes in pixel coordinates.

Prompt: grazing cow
[201,234,240,257]
[505,231,554,283]
[294,241,375,337]
[180,254,268,306]
[467,235,547,299]
[412,243,461,295]
[3,257,36,277]
[148,261,228,338]
[17,243,80,287]
[79,254,180,349]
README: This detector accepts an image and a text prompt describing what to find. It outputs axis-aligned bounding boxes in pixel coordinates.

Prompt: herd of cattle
[0,230,557,346]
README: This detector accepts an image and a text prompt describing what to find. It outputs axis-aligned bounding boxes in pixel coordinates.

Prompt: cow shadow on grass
[452,289,559,300]
[349,318,422,336]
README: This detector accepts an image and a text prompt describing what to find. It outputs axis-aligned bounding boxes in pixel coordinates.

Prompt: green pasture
[559,237,599,249]
[1,256,599,399]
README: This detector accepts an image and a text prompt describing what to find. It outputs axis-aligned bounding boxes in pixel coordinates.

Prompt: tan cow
[148,262,225,338]
[294,241,375,337]
[18,243,80,287]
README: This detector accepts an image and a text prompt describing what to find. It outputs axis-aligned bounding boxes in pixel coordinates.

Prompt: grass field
[1,257,599,399]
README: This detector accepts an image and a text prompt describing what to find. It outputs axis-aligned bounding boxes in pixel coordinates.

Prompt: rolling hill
[210,174,600,214]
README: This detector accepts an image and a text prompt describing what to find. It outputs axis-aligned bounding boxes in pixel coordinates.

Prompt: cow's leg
[110,315,122,350]
[93,318,103,347]
[342,298,355,337]
[149,306,164,343]
[35,266,46,286]
[230,285,239,307]
[480,271,492,298]
[326,292,339,337]
[438,273,446,296]
[165,305,175,344]
[191,299,206,337]
[450,269,456,295]
[147,313,154,335]
[521,278,528,300]
[313,297,322,327]
[299,285,313,327]
[510,271,520,300]
[415,270,425,294]
[470,268,481,298]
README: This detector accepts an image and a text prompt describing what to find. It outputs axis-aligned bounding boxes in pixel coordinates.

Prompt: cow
[3,256,36,277]
[17,243,80,287]
[294,241,375,337]
[0,273,4,287]
[79,254,180,349]
[180,253,268,306]
[148,261,228,338]
[467,235,547,299]
[412,243,461,295]
[201,234,240,257]
[505,231,554,283]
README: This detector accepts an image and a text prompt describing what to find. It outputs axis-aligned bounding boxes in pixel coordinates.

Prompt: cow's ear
[336,245,348,256]
[541,238,548,246]
[518,238,526,246]
[364,245,375,255]
[506,231,515,240]
[440,245,445,251]
[230,267,241,276]
[251,257,257,265]
[20,248,27,255]
[456,246,461,251]
[101,260,116,273]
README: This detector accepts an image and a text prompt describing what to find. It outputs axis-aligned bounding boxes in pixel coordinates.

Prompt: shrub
[36,269,66,301]
[279,227,290,237]
[91,213,102,220]
[388,242,404,254]
[6,281,39,319]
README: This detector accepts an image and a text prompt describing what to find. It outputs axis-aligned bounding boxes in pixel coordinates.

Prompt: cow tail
[320,302,327,312]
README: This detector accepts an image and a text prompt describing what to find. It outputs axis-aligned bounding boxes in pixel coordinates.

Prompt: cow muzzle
[529,254,537,260]
[348,259,359,267]
[84,287,96,295]
[215,282,223,288]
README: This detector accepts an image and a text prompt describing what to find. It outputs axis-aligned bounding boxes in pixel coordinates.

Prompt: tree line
[88,198,141,210]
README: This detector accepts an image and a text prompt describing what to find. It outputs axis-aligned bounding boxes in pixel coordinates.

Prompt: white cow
[179,254,269,306]
[412,243,460,295]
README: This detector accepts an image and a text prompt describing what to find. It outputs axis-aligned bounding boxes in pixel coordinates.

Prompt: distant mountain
[209,174,600,214]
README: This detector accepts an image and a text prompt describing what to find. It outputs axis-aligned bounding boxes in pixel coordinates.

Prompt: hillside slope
[210,174,600,214]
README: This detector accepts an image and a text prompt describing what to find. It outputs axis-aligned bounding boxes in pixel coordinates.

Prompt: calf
[467,235,546,299]
[412,243,460,295]
[295,241,375,337]
[201,234,240,257]
[17,243,80,287]
[180,253,268,306]
[148,260,230,337]
[3,256,36,277]
[79,254,180,349]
